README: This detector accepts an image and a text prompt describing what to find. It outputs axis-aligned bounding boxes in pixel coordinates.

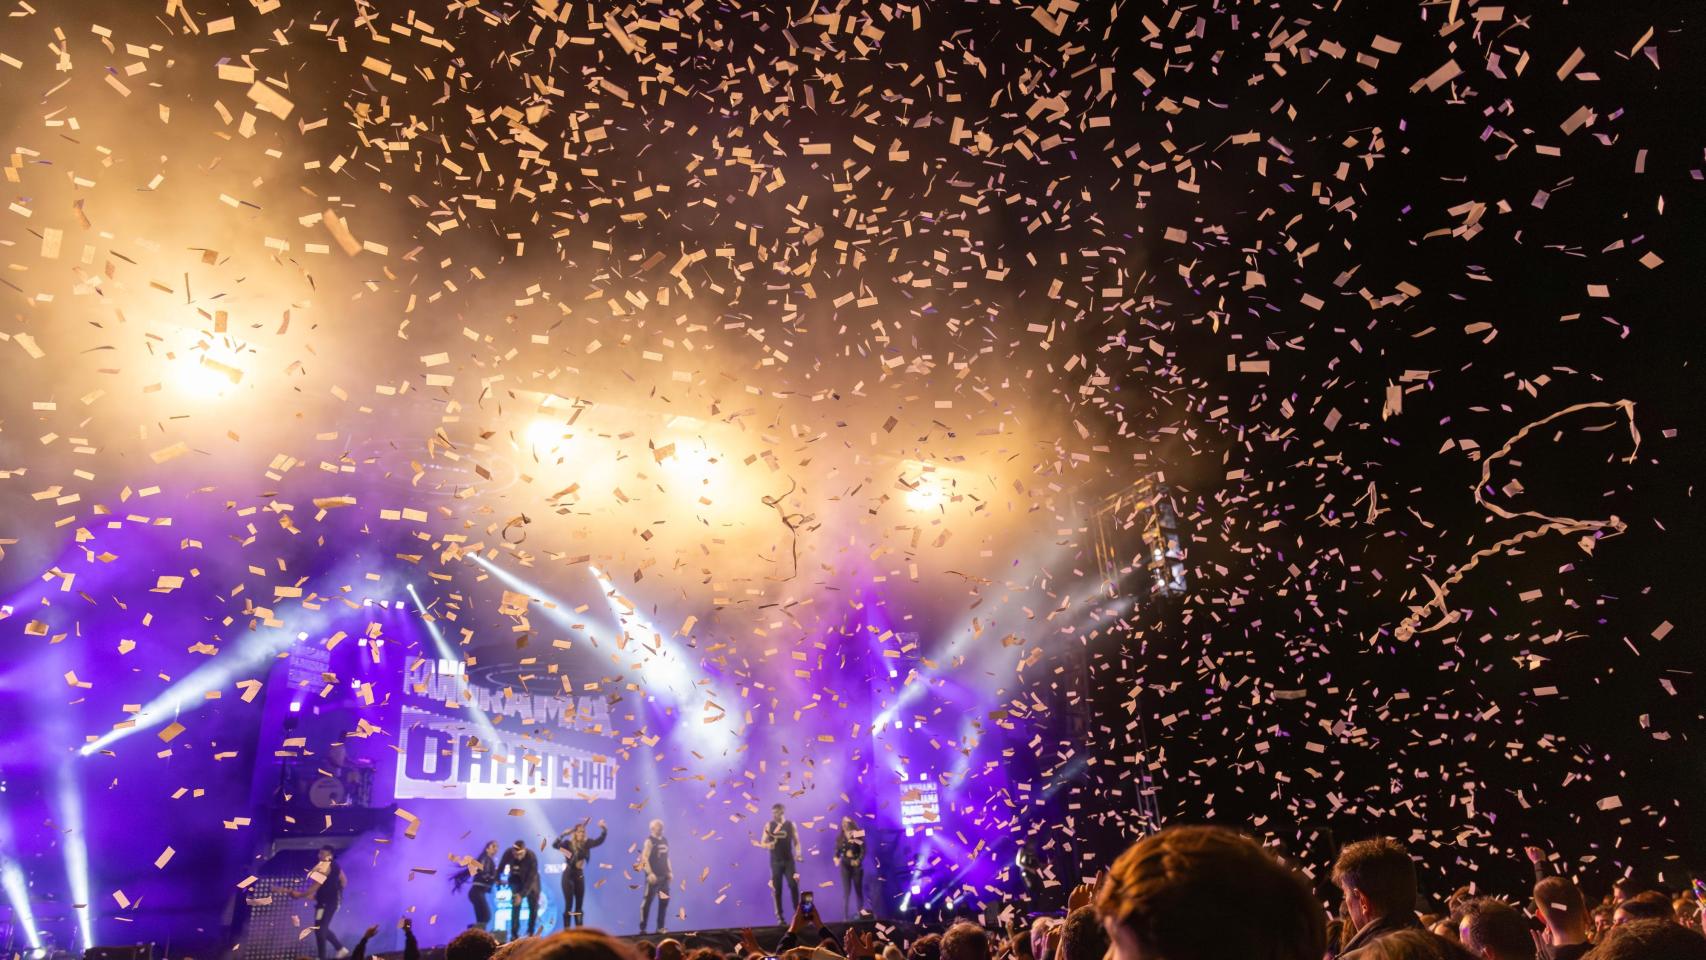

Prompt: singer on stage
[499,838,543,940]
[638,819,672,935]
[835,816,867,918]
[761,803,802,923]
[288,845,347,960]
[554,818,607,928]
[456,839,499,930]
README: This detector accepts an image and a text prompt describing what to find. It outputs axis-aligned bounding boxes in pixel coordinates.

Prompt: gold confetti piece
[246,81,294,119]
[155,847,175,869]
[159,722,186,743]
[151,442,189,464]
[322,208,363,256]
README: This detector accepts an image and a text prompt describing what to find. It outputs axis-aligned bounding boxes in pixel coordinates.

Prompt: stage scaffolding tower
[1080,476,1186,836]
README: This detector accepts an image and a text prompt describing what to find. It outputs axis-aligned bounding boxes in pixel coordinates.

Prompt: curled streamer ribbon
[1395,399,1640,642]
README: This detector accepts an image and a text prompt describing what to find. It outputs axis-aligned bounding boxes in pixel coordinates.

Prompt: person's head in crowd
[1363,930,1480,960]
[1585,919,1706,960]
[1427,918,1458,941]
[1614,890,1674,926]
[942,922,991,960]
[511,931,639,960]
[448,928,501,960]
[907,933,943,960]
[1457,898,1536,960]
[1095,824,1325,960]
[1611,879,1640,905]
[1532,875,1590,947]
[1334,837,1419,934]
[1029,916,1061,960]
[685,948,727,960]
[1057,907,1109,960]
[656,938,685,960]
[493,940,524,960]
[1592,904,1616,939]
[882,945,905,960]
[635,942,657,960]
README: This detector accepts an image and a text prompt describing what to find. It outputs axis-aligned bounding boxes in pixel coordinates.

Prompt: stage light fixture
[524,417,569,452]
[901,461,948,511]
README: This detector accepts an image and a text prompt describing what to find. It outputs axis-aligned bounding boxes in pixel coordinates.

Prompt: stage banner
[395,658,620,800]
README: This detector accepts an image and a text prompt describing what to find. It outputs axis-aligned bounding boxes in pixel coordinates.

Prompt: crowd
[320,825,1706,960]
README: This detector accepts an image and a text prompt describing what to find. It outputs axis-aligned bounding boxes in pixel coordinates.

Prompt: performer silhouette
[835,816,867,918]
[499,839,542,939]
[761,803,801,923]
[288,845,347,960]
[638,819,672,934]
[453,840,499,930]
[553,819,607,928]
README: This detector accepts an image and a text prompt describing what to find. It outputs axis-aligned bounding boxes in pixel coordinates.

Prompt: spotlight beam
[79,630,298,756]
[0,810,41,951]
[57,763,94,949]
[403,582,557,845]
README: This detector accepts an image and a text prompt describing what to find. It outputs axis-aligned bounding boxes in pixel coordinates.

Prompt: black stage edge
[370,921,918,960]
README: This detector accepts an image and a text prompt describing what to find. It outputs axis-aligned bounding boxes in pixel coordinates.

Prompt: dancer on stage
[638,819,672,934]
[761,803,802,923]
[499,838,543,940]
[453,840,500,930]
[288,845,348,960]
[553,818,607,928]
[834,816,867,918]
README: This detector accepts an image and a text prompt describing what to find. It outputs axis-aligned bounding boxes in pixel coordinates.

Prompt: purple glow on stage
[0,477,1096,955]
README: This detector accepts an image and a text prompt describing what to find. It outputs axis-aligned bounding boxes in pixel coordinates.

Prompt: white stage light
[57,765,94,949]
[0,802,40,949]
[80,630,299,755]
[902,462,948,510]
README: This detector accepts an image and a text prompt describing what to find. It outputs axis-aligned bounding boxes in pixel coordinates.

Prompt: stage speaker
[85,946,154,960]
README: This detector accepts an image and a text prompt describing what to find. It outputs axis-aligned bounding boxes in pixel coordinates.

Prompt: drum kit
[291,760,374,809]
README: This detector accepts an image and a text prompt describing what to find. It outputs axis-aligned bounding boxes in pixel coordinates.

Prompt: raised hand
[1067,880,1095,913]
[844,928,877,959]
[1524,845,1546,863]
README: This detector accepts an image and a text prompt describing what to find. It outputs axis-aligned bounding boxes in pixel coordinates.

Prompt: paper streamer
[1395,399,1640,641]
